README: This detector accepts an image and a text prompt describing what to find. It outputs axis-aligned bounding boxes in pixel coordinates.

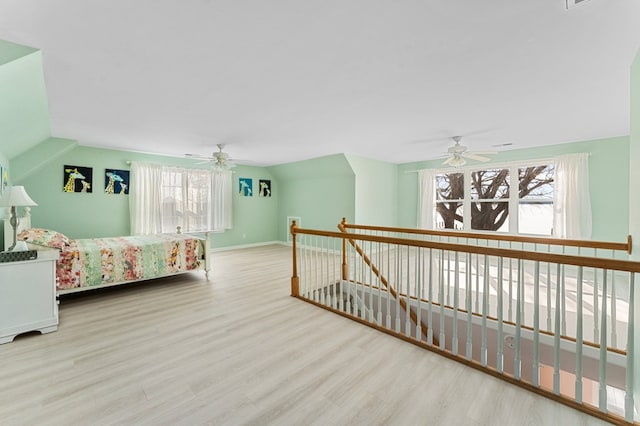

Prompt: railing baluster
[553,263,561,395]
[610,252,617,348]
[532,261,540,387]
[331,239,342,309]
[466,252,473,361]
[452,251,459,356]
[481,254,488,367]
[386,244,391,328]
[475,252,480,313]
[345,242,352,315]
[561,247,567,336]
[377,241,382,324]
[416,247,423,341]
[314,236,319,303]
[395,245,401,333]
[624,273,635,422]
[594,249,600,343]
[598,270,608,412]
[496,256,504,372]
[439,249,446,350]
[405,246,412,336]
[514,258,522,380]
[546,255,552,331]
[427,248,434,346]
[575,266,584,404]
[447,250,451,307]
[303,235,310,298]
[320,237,326,306]
[508,248,513,323]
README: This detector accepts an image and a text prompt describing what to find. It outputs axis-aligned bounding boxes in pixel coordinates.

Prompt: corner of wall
[10,138,78,184]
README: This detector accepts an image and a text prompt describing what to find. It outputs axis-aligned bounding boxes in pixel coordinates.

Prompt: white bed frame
[3,210,213,294]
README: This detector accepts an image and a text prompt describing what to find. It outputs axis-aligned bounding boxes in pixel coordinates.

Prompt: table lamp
[0,186,38,251]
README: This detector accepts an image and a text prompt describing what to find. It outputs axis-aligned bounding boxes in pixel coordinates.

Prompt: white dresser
[0,247,59,344]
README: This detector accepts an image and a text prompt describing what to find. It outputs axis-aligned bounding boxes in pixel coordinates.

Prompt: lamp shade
[0,186,38,207]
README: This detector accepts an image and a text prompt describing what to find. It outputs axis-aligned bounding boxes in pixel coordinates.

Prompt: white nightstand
[0,247,59,344]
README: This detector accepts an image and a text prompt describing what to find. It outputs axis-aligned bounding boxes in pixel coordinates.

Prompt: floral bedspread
[56,233,202,290]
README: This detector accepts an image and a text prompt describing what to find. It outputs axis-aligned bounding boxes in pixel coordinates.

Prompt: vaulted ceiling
[0,0,639,165]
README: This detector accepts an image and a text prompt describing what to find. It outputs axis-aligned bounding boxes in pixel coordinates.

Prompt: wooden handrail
[339,218,632,255]
[292,226,640,274]
[338,221,435,345]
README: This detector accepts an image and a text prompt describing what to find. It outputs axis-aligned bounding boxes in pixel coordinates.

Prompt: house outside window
[435,164,554,235]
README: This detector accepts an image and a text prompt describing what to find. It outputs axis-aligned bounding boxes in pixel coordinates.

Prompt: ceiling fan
[185,144,236,170]
[442,136,496,167]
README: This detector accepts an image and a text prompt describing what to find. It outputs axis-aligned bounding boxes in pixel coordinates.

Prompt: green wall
[14,143,279,248]
[0,38,52,250]
[269,154,356,240]
[397,136,630,242]
[346,154,398,226]
[0,39,37,66]
[0,42,51,160]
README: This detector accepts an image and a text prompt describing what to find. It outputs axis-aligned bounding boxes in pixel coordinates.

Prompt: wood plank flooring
[0,244,609,425]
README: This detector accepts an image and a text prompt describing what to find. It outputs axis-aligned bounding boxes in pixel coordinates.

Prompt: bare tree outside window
[435,165,554,232]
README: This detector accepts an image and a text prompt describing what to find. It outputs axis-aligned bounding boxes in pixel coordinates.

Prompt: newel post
[290,220,299,297]
[339,217,348,281]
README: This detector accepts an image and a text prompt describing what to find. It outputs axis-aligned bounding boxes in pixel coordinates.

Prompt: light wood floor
[0,244,609,425]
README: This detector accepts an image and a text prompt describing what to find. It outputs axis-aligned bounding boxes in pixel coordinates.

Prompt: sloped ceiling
[0,1,639,165]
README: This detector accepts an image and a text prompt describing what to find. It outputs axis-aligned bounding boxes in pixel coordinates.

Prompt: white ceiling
[1,0,639,166]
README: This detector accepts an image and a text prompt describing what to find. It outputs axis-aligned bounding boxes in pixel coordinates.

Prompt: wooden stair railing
[290,220,639,424]
[340,218,632,255]
[338,219,436,346]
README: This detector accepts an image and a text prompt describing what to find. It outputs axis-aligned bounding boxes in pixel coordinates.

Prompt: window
[434,163,554,235]
[161,168,212,233]
[518,165,554,235]
[130,162,232,235]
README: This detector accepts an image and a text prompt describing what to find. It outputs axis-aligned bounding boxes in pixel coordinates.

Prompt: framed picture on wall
[104,169,130,195]
[258,179,271,197]
[63,165,93,193]
[239,177,253,196]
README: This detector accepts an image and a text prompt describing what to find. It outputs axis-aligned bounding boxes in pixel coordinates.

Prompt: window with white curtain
[419,155,591,239]
[130,162,232,235]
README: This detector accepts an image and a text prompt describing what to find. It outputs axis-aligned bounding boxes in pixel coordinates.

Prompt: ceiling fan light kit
[185,144,237,170]
[441,136,496,167]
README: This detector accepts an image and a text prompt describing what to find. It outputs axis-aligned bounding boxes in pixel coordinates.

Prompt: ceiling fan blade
[462,152,491,162]
[185,153,210,159]
[470,150,498,155]
[196,160,212,165]
[442,157,455,165]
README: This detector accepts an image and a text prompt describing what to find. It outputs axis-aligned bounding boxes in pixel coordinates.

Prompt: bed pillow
[17,228,72,249]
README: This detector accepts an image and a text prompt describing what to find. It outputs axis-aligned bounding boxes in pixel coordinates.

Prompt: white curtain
[209,170,233,231]
[553,153,592,239]
[130,162,233,235]
[417,169,436,229]
[130,162,163,235]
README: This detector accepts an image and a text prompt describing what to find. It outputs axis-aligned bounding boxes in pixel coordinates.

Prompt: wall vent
[566,0,590,9]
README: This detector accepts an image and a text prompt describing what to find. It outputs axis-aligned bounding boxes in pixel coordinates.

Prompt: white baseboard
[209,240,288,252]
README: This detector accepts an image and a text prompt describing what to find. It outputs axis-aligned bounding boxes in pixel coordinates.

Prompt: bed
[4,211,211,295]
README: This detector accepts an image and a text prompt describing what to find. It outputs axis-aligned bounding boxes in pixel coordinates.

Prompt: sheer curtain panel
[210,170,233,231]
[553,153,592,239]
[130,162,163,235]
[417,169,436,229]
